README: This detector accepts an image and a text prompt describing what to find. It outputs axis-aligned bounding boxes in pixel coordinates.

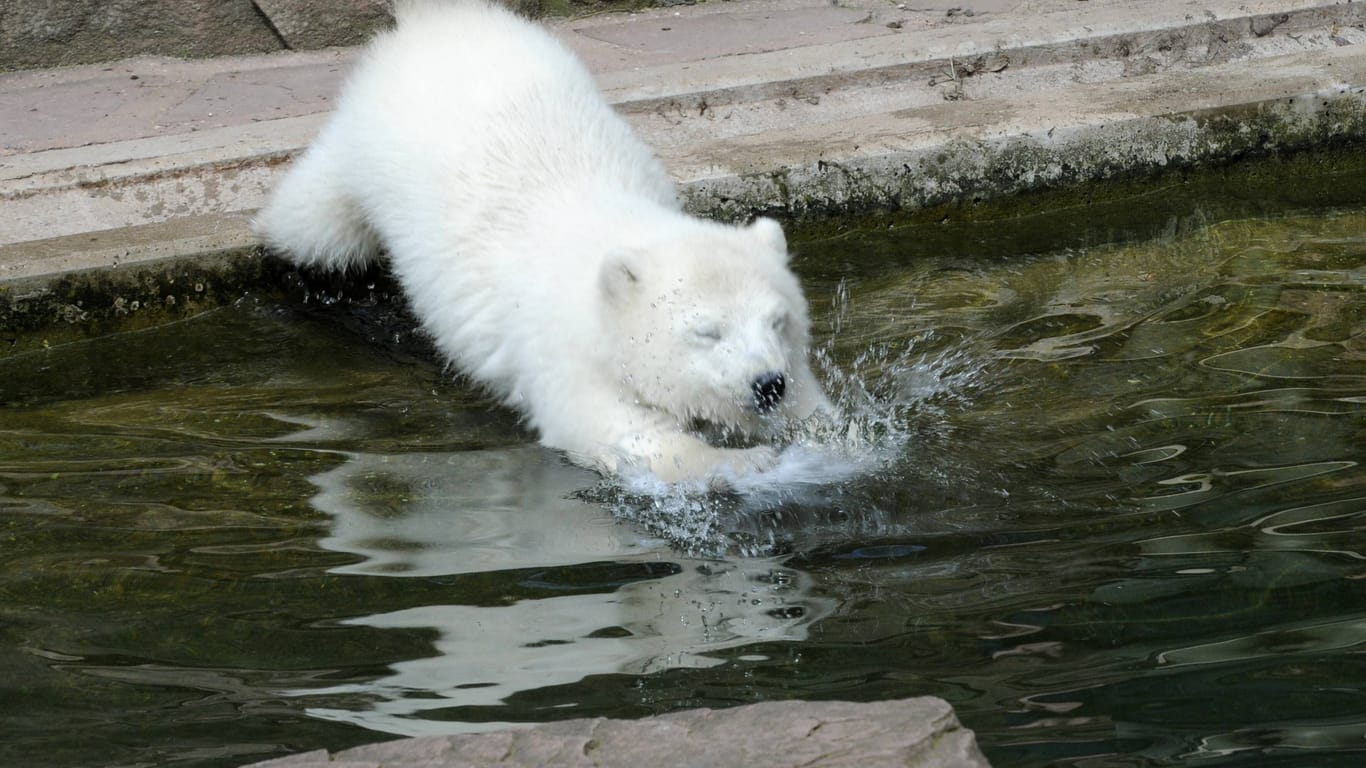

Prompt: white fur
[256,0,830,483]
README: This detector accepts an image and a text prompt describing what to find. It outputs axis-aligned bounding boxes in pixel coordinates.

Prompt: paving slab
[0,49,349,155]
[241,697,991,768]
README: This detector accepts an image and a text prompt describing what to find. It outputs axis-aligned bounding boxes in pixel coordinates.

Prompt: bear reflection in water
[290,445,833,735]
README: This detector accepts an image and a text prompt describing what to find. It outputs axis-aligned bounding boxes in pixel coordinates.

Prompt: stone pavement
[243,697,991,768]
[3,0,1364,289]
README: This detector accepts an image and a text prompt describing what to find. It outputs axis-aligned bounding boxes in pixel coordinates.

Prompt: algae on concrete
[6,147,1365,362]
[0,247,278,356]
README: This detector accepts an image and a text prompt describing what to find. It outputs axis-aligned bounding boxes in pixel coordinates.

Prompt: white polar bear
[256,0,831,483]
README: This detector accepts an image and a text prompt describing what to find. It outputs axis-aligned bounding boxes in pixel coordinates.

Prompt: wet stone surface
[246,698,989,768]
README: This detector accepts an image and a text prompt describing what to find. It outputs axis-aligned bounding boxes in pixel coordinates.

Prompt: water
[1,192,1363,766]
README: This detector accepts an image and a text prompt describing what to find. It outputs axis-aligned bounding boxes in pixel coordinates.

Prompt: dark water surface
[2,188,1363,766]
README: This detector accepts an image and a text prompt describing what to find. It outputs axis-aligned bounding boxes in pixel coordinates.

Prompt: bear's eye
[691,326,723,344]
[771,315,789,334]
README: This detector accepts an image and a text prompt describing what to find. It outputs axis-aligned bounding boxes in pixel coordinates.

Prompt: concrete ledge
[3,0,1363,285]
[0,219,282,354]
[681,46,1366,219]
[242,697,991,768]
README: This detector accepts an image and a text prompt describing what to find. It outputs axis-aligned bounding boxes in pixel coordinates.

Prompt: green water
[1,200,1363,766]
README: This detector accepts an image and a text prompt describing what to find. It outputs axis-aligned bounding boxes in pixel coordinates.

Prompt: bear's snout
[752,372,786,413]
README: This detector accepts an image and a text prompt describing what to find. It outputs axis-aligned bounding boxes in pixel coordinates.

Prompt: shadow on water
[0,166,1363,766]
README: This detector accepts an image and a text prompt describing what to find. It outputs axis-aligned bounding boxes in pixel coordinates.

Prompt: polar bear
[256,0,831,483]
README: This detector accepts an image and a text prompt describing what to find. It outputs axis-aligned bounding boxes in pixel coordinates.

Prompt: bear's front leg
[540,399,779,484]
[785,359,837,422]
[621,430,779,485]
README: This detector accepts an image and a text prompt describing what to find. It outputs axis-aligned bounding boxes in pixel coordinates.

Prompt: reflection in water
[304,446,655,576]
[293,443,834,735]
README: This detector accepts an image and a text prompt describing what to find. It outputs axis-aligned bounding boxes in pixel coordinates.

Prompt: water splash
[594,283,991,557]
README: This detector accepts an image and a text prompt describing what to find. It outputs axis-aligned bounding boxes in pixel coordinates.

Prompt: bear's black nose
[752,372,786,413]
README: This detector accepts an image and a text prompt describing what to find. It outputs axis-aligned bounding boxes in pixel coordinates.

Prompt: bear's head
[598,217,814,433]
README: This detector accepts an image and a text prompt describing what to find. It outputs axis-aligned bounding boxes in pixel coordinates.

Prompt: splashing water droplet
[588,298,992,558]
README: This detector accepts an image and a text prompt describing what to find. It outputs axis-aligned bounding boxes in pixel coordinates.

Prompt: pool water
[1,191,1363,766]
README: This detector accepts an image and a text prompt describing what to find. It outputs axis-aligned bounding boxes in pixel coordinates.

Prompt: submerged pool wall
[3,0,1365,352]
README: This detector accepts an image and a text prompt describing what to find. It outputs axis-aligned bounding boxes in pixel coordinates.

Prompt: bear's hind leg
[255,140,381,272]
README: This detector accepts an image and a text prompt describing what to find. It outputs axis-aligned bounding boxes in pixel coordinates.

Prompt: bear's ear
[749,217,789,264]
[599,251,642,303]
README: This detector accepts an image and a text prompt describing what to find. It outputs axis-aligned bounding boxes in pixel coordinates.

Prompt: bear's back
[337,1,676,218]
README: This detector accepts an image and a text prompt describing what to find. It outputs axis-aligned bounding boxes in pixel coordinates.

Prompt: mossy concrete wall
[679,48,1366,221]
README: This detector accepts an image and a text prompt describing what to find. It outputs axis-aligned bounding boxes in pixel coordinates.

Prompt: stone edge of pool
[242,697,992,768]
